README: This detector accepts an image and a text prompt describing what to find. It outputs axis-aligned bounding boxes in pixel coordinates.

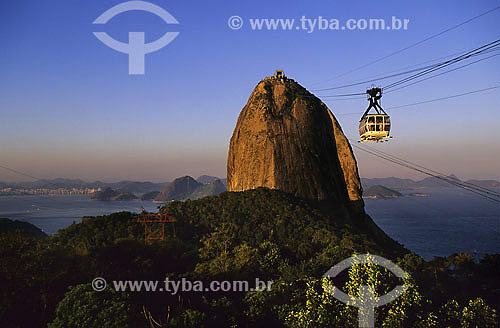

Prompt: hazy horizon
[2,169,498,185]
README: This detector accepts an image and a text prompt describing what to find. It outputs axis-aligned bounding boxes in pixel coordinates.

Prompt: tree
[48,284,141,328]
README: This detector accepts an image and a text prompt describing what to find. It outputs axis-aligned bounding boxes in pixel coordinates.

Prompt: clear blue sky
[1,0,499,182]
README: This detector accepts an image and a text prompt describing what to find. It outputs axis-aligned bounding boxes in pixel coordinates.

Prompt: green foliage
[0,218,47,238]
[0,189,498,327]
[0,231,88,327]
[277,253,498,328]
[48,284,141,328]
[461,298,497,328]
[284,278,355,328]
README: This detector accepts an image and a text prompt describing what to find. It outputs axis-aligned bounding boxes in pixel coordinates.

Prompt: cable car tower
[358,87,392,143]
[137,206,176,244]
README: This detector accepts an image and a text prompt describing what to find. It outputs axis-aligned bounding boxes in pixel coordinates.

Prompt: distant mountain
[361,177,417,190]
[363,185,402,199]
[90,187,138,201]
[415,175,460,189]
[105,181,168,194]
[465,179,500,188]
[90,187,119,200]
[188,179,227,200]
[0,218,47,237]
[154,176,227,202]
[196,175,220,184]
[140,191,160,200]
[0,178,169,194]
[361,175,499,191]
[112,192,139,201]
[196,175,228,188]
[154,176,201,202]
[17,178,92,189]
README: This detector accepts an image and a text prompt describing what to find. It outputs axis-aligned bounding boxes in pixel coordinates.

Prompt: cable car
[358,87,392,143]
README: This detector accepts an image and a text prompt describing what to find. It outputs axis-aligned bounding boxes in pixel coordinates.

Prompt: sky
[0,0,499,182]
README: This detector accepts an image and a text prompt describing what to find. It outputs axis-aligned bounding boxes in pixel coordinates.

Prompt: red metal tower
[137,207,176,243]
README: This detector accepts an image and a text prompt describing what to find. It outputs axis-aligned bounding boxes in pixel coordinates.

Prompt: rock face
[227,73,364,218]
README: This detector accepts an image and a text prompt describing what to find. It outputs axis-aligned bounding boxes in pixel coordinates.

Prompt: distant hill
[154,176,201,202]
[188,179,227,200]
[0,218,47,237]
[105,181,168,194]
[112,192,139,201]
[1,178,168,194]
[361,177,417,190]
[465,179,500,188]
[90,187,138,201]
[415,175,460,189]
[154,176,227,202]
[361,175,499,191]
[196,175,228,187]
[363,185,402,199]
[196,175,220,184]
[140,191,160,200]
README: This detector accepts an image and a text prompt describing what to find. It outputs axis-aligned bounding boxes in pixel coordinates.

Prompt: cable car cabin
[358,87,392,143]
[359,114,391,142]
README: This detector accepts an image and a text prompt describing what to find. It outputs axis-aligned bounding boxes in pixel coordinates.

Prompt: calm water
[0,190,498,260]
[0,195,159,235]
[365,189,500,260]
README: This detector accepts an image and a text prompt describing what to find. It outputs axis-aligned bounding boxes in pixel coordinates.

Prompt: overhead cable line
[0,163,71,190]
[312,48,478,91]
[361,144,500,196]
[382,39,500,90]
[351,144,500,202]
[312,43,500,92]
[383,85,500,110]
[310,40,499,100]
[0,164,42,181]
[310,5,500,86]
[383,52,500,93]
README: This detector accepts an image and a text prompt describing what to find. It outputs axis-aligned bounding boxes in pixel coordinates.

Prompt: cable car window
[376,116,383,123]
[368,117,375,123]
[384,125,390,131]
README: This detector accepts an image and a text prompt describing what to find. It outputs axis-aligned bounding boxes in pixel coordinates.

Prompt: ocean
[0,189,498,260]
[364,189,499,260]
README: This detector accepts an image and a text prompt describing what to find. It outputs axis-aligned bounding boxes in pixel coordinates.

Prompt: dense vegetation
[0,188,497,327]
[0,218,47,237]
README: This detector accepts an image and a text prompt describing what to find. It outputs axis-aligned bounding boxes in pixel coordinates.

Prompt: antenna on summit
[265,70,287,81]
[274,70,286,80]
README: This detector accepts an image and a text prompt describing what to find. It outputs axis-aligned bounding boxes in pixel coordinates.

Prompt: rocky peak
[227,72,364,219]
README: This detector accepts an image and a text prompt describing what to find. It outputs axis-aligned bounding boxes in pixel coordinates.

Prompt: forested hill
[51,187,405,258]
[1,188,498,327]
[0,218,47,237]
